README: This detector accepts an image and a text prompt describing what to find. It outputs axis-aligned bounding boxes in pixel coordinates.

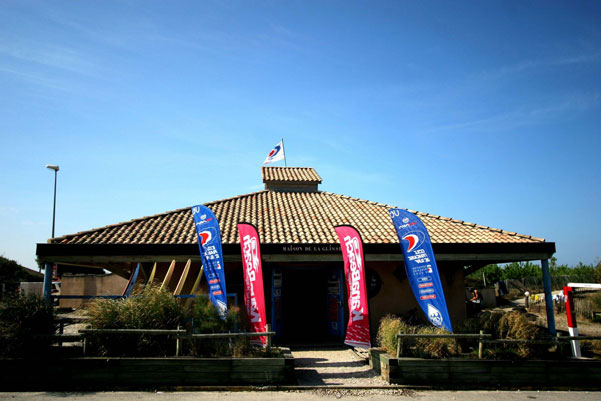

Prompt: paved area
[1,390,599,400]
[291,346,389,387]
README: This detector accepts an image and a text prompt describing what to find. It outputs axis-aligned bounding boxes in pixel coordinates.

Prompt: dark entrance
[281,267,331,343]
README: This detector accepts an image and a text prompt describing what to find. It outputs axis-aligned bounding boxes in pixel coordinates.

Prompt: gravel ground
[291,347,391,387]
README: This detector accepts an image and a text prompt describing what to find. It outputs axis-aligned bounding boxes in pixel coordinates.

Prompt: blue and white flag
[191,205,228,319]
[263,140,285,164]
[389,208,453,332]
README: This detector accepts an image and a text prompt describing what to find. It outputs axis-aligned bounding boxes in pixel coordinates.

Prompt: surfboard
[122,263,141,297]
[146,262,157,286]
[160,260,177,291]
[184,265,204,312]
[173,259,191,296]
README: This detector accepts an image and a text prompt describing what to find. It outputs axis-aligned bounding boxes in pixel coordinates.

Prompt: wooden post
[176,325,182,357]
[541,259,557,336]
[42,263,53,304]
[478,330,484,359]
[83,336,88,356]
[266,324,272,351]
[396,334,401,358]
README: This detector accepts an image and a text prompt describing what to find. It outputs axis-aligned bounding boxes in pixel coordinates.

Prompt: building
[36,167,555,343]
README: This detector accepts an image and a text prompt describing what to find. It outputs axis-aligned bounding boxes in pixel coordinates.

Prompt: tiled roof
[262,167,322,183]
[50,190,545,246]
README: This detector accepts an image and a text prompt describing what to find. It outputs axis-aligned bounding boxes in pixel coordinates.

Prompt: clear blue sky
[1,1,600,270]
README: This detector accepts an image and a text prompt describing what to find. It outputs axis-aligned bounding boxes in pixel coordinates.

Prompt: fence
[396,332,601,359]
[53,325,275,356]
[505,274,596,294]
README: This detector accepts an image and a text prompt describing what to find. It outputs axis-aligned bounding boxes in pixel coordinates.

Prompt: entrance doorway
[277,267,344,344]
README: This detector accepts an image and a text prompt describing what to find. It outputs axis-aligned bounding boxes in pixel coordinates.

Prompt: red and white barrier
[563,286,581,357]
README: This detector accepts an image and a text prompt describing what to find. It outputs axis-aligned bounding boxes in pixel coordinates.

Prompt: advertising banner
[335,225,371,348]
[389,208,453,332]
[237,223,268,347]
[191,205,228,319]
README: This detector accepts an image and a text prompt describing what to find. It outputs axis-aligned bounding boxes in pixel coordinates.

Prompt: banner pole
[281,137,287,167]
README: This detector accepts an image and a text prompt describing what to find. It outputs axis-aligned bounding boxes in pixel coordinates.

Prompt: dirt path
[508,291,601,336]
[291,347,391,387]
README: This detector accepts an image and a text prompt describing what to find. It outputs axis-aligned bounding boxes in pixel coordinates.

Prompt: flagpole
[281,137,287,167]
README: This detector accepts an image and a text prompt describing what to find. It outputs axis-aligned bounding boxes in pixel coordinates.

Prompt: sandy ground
[292,347,390,387]
[2,390,599,400]
[506,291,601,336]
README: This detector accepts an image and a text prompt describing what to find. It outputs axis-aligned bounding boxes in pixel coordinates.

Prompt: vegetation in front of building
[0,294,55,357]
[377,310,584,360]
[84,285,280,358]
[377,314,458,359]
[85,286,182,356]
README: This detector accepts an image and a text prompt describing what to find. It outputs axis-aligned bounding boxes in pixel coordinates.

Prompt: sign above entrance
[280,244,341,253]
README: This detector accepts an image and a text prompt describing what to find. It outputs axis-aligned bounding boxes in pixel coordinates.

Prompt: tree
[0,256,43,285]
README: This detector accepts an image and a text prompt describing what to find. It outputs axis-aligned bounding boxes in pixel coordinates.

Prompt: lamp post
[45,164,59,238]
[43,164,59,303]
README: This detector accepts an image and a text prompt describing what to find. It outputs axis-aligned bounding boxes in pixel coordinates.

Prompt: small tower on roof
[261,167,322,193]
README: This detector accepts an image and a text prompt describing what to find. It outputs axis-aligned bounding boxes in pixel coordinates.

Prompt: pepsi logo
[198,231,212,245]
[402,234,419,252]
[268,145,281,158]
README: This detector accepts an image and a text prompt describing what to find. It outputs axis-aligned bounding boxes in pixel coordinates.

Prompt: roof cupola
[261,167,322,193]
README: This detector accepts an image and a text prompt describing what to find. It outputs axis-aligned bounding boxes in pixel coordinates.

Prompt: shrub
[376,314,457,358]
[413,326,458,359]
[377,314,413,355]
[185,295,242,357]
[0,294,56,357]
[497,311,542,358]
[85,286,184,356]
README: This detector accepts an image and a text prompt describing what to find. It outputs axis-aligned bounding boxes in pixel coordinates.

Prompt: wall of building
[367,261,467,334]
[59,274,128,309]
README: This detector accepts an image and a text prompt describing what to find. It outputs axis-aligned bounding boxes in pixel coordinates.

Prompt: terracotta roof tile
[262,167,322,183]
[50,190,545,246]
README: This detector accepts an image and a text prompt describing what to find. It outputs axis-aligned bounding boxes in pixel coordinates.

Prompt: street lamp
[46,164,59,238]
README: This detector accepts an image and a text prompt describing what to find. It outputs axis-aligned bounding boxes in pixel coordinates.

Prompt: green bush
[185,295,243,357]
[0,294,56,357]
[85,286,184,356]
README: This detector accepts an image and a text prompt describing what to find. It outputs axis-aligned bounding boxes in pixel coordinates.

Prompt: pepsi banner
[237,223,268,347]
[191,205,228,319]
[389,209,453,332]
[335,225,371,348]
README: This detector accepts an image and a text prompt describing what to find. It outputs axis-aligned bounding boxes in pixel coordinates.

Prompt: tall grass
[376,315,457,358]
[85,286,183,356]
[0,294,56,357]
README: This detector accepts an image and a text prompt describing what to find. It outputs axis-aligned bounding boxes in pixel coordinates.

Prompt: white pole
[281,137,287,167]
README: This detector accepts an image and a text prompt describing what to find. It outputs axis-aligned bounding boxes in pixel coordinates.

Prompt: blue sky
[1,1,600,270]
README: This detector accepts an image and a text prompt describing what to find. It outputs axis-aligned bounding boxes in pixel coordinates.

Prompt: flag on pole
[334,225,372,349]
[237,223,268,347]
[389,208,453,332]
[263,140,285,164]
